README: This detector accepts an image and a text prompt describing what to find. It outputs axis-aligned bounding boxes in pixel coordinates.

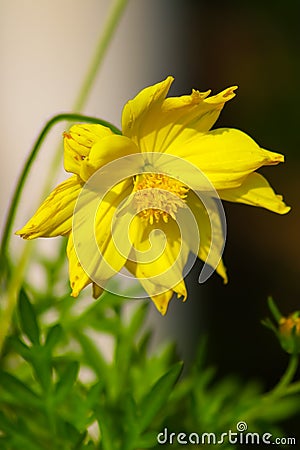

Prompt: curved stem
[0,114,121,262]
[270,353,299,396]
[243,353,299,422]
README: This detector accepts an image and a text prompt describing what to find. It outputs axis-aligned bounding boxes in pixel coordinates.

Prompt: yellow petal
[67,233,91,297]
[218,172,291,214]
[72,178,133,288]
[122,76,237,153]
[16,175,82,239]
[187,191,227,283]
[122,76,174,145]
[151,290,174,316]
[79,135,139,182]
[166,128,285,190]
[157,85,237,150]
[126,219,189,305]
[63,124,113,175]
[126,262,187,315]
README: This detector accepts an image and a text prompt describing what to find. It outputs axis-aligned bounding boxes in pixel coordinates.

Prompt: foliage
[0,260,300,449]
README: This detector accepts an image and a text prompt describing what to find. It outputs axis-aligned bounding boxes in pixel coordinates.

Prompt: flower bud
[278,312,300,354]
[63,124,113,175]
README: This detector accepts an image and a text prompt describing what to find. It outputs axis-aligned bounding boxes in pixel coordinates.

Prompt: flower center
[133,173,189,224]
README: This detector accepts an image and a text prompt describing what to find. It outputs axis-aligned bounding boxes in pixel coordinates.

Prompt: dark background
[154,0,300,402]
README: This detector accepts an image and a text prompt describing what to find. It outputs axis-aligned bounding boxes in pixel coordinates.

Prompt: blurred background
[1,0,300,436]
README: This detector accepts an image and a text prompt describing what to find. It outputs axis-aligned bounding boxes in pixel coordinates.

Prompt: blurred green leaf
[138,361,183,433]
[18,289,40,346]
[135,431,157,448]
[0,371,42,407]
[55,361,79,404]
[127,303,148,338]
[45,324,63,352]
[97,415,117,450]
[8,336,31,360]
[30,348,52,392]
[76,331,108,378]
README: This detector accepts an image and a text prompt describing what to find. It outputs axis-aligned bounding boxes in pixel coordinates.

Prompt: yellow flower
[16,76,290,315]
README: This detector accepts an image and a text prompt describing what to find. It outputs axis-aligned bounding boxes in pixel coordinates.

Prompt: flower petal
[63,124,114,176]
[67,233,91,297]
[79,135,139,182]
[165,128,285,190]
[125,219,188,314]
[16,175,82,239]
[218,172,291,214]
[72,179,134,288]
[150,290,174,316]
[156,85,237,151]
[122,76,237,153]
[187,191,227,283]
[122,76,174,146]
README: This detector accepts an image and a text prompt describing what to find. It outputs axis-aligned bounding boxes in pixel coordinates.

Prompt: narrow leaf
[8,336,31,360]
[55,361,79,403]
[138,361,183,432]
[18,289,40,345]
[45,324,63,351]
[76,332,108,377]
[267,296,282,323]
[0,371,41,407]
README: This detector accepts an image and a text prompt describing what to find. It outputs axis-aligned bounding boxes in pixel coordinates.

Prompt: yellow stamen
[133,173,189,224]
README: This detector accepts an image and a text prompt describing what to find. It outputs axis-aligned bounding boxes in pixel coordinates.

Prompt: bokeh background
[1,0,300,439]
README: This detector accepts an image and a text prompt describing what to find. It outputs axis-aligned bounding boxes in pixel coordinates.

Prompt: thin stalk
[269,353,299,396]
[0,244,32,351]
[243,353,299,422]
[72,0,129,113]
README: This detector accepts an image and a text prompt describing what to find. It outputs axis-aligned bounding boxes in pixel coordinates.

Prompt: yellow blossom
[16,76,290,315]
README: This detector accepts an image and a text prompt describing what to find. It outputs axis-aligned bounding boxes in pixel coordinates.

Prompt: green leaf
[0,371,41,407]
[97,416,117,450]
[127,302,149,338]
[76,332,108,377]
[45,324,63,351]
[136,432,158,448]
[55,361,79,404]
[18,289,40,346]
[8,336,31,360]
[0,413,42,450]
[138,361,183,432]
[267,296,282,323]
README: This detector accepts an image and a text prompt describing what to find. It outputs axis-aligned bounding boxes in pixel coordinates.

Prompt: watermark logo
[157,422,296,446]
[72,152,226,297]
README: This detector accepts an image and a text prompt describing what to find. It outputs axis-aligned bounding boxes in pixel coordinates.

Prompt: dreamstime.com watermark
[156,421,296,446]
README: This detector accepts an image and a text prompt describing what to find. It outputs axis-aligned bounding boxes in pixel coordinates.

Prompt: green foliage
[1,279,300,449]
[0,278,184,450]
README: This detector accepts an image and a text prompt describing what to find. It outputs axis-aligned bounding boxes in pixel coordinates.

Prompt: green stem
[244,353,299,422]
[269,353,299,396]
[0,244,32,352]
[283,380,300,396]
[72,0,130,113]
[0,114,120,262]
